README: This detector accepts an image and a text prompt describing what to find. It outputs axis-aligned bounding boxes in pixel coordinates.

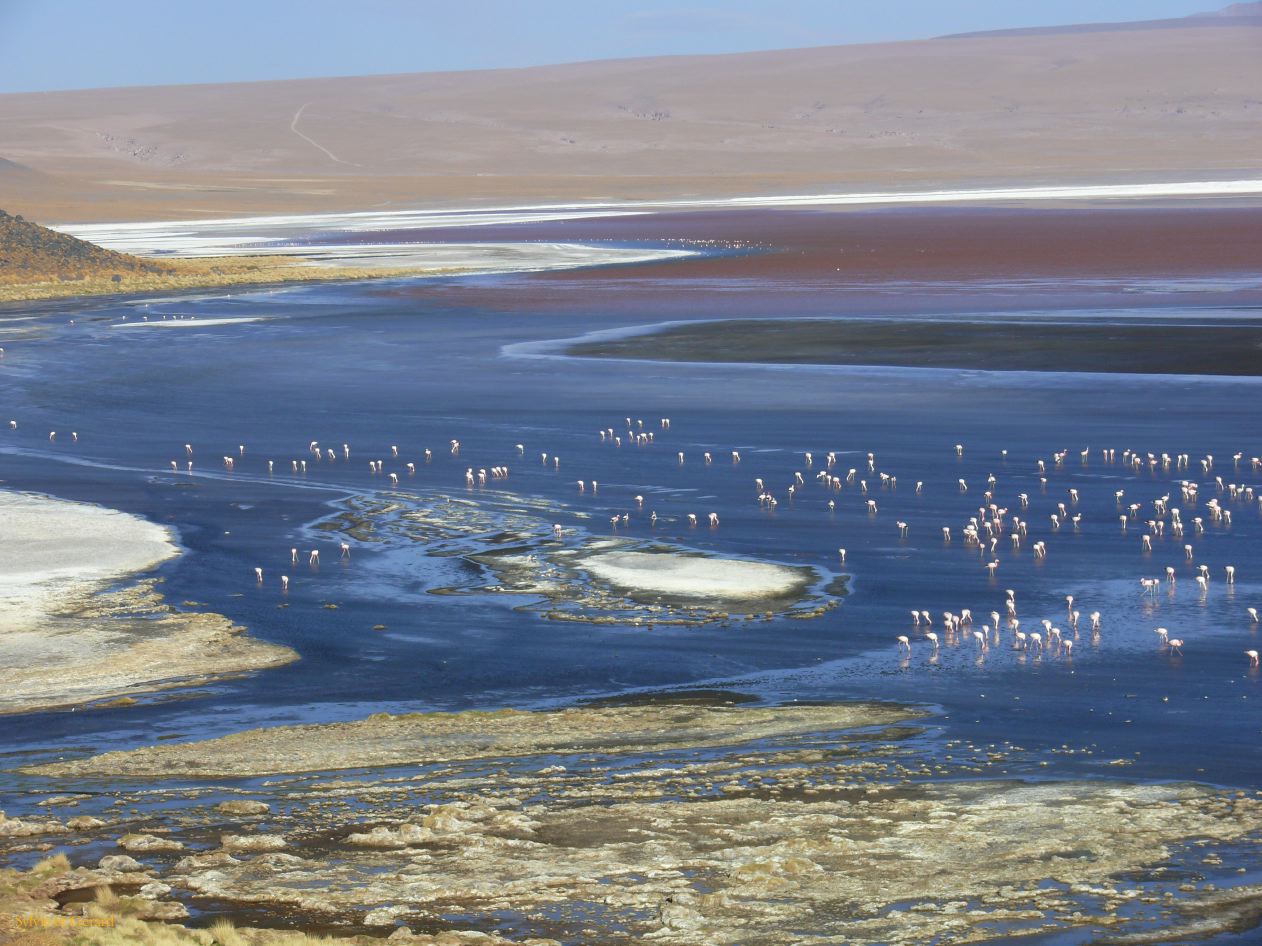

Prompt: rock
[347,823,433,848]
[387,928,416,941]
[364,905,412,926]
[214,799,271,816]
[0,816,65,837]
[658,899,706,931]
[422,805,472,834]
[98,854,143,872]
[67,815,107,831]
[138,881,172,898]
[136,899,190,921]
[220,833,286,852]
[251,853,308,870]
[118,833,184,852]
[29,867,107,899]
[172,851,241,871]
[37,795,91,807]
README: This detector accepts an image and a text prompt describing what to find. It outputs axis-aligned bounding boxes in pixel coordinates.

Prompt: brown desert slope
[0,9,1259,222]
[0,209,160,280]
[0,209,453,303]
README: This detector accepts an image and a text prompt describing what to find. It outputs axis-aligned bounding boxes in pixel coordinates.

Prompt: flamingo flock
[11,414,1260,670]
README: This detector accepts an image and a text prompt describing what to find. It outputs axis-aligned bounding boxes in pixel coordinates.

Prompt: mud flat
[27,702,911,779]
[0,490,296,715]
[14,701,1262,945]
[567,317,1262,377]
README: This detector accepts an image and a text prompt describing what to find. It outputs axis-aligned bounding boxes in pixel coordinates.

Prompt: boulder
[117,833,184,852]
[98,854,144,872]
[220,833,286,852]
[214,799,271,816]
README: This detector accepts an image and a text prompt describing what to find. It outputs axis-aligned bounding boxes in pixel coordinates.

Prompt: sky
[0,0,1212,94]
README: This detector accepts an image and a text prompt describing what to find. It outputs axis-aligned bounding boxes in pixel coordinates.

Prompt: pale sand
[579,550,811,600]
[0,490,295,715]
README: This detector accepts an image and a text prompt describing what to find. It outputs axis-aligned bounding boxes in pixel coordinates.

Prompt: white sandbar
[579,551,808,600]
[111,317,264,329]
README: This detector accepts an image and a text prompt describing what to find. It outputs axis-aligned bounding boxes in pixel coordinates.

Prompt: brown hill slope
[0,12,1259,222]
[0,209,162,281]
[0,210,464,303]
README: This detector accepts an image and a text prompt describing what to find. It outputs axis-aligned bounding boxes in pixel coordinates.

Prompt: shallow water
[1,222,1261,941]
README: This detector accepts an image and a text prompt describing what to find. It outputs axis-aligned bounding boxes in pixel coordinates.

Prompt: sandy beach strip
[0,490,295,715]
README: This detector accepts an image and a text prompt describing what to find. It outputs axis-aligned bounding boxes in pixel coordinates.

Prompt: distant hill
[0,157,35,175]
[940,8,1262,38]
[0,209,163,282]
[0,2,1259,222]
[1203,2,1262,14]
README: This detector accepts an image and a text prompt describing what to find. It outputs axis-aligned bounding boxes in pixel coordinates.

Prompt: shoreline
[0,490,296,716]
[4,184,1259,307]
[0,257,449,305]
[11,702,1262,945]
[49,177,1262,242]
[0,243,695,306]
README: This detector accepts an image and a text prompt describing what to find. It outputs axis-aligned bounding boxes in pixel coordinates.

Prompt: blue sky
[0,0,1209,94]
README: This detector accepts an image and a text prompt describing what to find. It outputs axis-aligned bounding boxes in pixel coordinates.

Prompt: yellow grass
[0,256,453,304]
[0,862,368,946]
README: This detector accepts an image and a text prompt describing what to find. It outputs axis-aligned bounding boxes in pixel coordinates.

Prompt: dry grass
[0,861,371,946]
[0,256,448,304]
[0,208,458,303]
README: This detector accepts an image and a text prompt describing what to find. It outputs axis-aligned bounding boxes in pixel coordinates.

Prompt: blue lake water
[1,245,1261,942]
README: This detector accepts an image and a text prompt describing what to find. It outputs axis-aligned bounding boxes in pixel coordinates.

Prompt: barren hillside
[0,10,1258,222]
